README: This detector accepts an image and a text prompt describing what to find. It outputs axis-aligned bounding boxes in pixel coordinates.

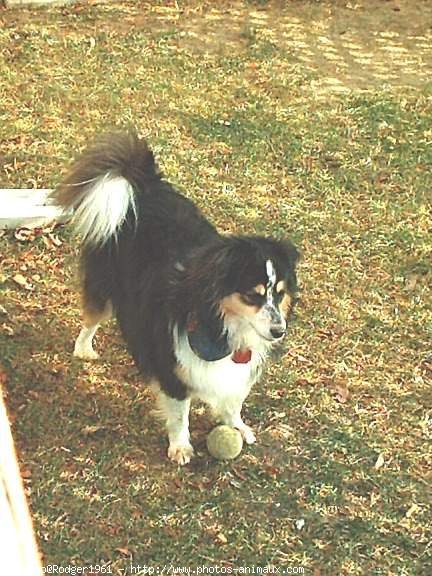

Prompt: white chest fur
[173,326,264,412]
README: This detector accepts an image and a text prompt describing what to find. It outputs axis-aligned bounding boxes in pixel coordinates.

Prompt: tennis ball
[206,425,243,460]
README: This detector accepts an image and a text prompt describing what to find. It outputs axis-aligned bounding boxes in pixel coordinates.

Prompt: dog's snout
[270,326,286,340]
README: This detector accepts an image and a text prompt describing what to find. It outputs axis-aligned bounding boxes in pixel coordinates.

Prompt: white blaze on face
[265,259,277,306]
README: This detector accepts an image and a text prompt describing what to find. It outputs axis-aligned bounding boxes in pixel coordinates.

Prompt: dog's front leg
[154,389,194,465]
[214,400,256,445]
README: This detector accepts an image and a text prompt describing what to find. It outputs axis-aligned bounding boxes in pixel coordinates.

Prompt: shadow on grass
[1,273,425,570]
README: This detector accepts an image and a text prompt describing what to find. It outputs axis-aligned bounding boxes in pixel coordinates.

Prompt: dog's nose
[270,327,286,339]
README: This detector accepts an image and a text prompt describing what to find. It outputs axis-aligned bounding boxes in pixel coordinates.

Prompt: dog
[53,131,300,465]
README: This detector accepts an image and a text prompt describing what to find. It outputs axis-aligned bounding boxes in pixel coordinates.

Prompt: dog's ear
[183,239,244,299]
[274,239,300,294]
[275,239,300,273]
[172,239,237,323]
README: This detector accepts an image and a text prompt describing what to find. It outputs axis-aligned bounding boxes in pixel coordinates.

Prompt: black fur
[56,132,299,402]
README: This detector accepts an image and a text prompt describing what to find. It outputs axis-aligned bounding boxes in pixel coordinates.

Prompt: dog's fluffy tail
[53,131,158,246]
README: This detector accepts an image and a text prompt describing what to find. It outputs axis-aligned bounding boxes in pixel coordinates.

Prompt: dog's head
[217,236,299,344]
[179,236,300,351]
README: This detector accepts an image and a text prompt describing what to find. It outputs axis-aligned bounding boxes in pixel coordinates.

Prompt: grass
[1,1,431,574]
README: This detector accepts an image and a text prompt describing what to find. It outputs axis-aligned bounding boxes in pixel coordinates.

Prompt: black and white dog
[54,132,299,465]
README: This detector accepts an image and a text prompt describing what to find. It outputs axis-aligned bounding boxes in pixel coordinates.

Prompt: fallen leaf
[3,324,14,337]
[42,233,63,249]
[14,228,36,242]
[173,478,182,489]
[87,37,96,54]
[370,491,380,506]
[329,380,350,403]
[374,453,385,470]
[216,532,228,545]
[48,233,62,247]
[13,273,33,290]
[405,503,419,518]
[295,518,305,530]
[333,384,350,403]
[115,547,130,556]
[82,425,104,436]
[406,273,420,291]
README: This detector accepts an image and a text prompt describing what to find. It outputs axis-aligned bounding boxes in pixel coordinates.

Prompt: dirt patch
[269,0,432,94]
[186,0,432,94]
[3,0,431,95]
[104,0,432,95]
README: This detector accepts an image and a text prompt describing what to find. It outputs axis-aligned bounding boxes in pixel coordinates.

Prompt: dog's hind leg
[73,300,112,360]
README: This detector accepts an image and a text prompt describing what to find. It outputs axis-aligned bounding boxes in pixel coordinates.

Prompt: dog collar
[186,316,252,364]
[187,316,231,361]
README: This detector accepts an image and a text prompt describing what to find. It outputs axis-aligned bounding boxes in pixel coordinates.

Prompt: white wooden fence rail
[0,189,71,229]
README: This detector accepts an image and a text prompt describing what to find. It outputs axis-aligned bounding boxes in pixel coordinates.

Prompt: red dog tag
[232,349,252,364]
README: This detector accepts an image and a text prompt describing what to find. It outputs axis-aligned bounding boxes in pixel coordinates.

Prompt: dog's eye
[241,291,263,306]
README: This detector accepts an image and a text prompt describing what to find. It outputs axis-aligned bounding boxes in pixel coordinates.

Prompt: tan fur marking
[220,293,259,318]
[276,280,285,294]
[254,284,266,296]
[279,293,292,315]
[82,300,113,327]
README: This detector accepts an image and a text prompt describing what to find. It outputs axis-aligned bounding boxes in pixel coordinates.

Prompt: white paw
[73,348,99,360]
[168,443,194,466]
[238,425,256,445]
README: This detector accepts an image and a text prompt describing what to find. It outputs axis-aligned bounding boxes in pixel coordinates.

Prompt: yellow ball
[206,425,243,460]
